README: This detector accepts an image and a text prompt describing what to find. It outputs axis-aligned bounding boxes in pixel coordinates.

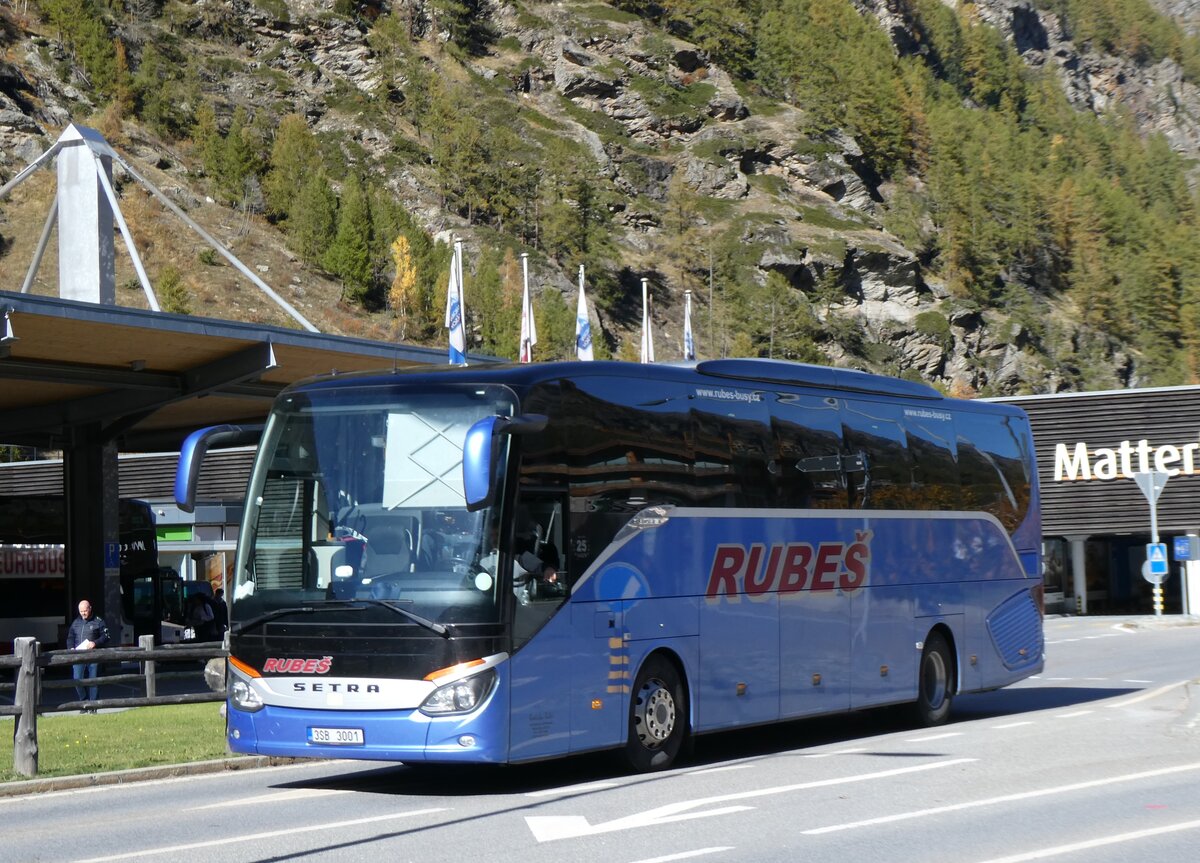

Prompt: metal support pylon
[0,123,318,332]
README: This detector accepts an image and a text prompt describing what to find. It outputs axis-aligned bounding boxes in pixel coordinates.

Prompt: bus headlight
[420,669,496,715]
[230,677,265,713]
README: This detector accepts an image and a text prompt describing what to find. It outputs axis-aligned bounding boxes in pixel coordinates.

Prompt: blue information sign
[1175,536,1193,561]
[1147,542,1169,576]
[104,541,120,569]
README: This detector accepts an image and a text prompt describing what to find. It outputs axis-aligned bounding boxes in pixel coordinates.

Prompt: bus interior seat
[417,531,441,570]
[363,525,412,579]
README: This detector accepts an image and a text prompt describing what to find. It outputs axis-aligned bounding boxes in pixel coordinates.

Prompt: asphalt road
[2,615,1198,863]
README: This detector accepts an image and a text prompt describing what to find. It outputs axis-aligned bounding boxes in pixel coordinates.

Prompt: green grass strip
[1,703,228,782]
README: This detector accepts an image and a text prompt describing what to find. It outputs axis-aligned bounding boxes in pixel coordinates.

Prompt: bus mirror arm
[462,414,547,512]
[175,424,264,513]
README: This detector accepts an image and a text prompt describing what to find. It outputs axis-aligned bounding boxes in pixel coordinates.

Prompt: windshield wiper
[231,605,332,635]
[354,599,452,638]
[232,599,452,637]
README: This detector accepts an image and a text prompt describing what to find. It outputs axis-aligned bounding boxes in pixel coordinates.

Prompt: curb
[0,755,302,798]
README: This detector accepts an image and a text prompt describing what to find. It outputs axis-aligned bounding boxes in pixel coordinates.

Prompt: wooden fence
[1,635,227,777]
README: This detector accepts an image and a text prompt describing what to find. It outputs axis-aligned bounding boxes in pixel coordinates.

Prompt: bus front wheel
[624,655,687,772]
[912,630,954,726]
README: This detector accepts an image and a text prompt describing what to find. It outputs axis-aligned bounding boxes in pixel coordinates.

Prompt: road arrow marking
[526,757,975,841]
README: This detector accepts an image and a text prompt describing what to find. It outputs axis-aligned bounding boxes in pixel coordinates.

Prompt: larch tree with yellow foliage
[389,234,420,342]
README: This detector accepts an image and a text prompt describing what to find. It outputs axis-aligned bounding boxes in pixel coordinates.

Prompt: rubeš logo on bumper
[263,656,333,674]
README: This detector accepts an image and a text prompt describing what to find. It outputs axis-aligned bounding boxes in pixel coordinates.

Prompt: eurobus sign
[1054,439,1200,481]
[0,545,66,579]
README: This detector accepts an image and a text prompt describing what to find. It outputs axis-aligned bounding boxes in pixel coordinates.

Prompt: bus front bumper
[226,701,508,763]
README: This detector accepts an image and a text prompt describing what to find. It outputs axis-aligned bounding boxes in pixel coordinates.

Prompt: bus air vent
[985,591,1044,670]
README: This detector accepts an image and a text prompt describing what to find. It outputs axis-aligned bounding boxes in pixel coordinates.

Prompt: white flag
[683,290,696,361]
[640,277,655,364]
[445,240,466,364]
[519,253,537,363]
[575,265,594,361]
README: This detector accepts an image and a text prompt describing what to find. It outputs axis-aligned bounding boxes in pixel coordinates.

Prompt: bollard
[139,634,157,698]
[12,636,39,777]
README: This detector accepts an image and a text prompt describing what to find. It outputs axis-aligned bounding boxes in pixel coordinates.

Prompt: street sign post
[1134,471,1170,616]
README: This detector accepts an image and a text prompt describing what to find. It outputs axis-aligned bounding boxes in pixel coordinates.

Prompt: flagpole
[445,238,467,365]
[683,289,696,361]
[640,277,654,364]
[576,264,594,361]
[519,252,537,363]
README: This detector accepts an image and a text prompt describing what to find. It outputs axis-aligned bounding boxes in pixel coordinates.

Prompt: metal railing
[1,635,227,777]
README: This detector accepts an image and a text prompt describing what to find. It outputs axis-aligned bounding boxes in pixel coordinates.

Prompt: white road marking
[1053,711,1093,719]
[629,848,735,863]
[802,762,1200,835]
[187,787,353,810]
[525,781,619,797]
[74,807,446,862]
[1122,679,1153,684]
[1106,680,1187,708]
[905,732,963,743]
[527,758,976,842]
[686,764,755,775]
[802,748,868,759]
[969,817,1200,863]
[991,721,1034,730]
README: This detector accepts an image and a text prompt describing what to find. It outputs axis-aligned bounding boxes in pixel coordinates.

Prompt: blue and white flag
[683,290,696,361]
[575,265,594,361]
[519,253,537,363]
[640,277,655,364]
[445,239,466,364]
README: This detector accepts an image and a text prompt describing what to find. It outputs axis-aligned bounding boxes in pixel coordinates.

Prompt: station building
[995,385,1200,616]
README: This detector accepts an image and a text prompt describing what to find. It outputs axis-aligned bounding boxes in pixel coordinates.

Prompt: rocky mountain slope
[2,0,1199,395]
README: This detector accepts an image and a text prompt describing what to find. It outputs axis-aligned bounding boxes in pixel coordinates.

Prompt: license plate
[308,727,364,745]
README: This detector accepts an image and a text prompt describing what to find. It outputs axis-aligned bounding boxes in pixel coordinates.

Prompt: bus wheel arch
[913,625,956,727]
[623,649,690,772]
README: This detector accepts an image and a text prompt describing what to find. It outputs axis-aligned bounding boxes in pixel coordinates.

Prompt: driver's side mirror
[462,414,547,512]
[175,424,263,513]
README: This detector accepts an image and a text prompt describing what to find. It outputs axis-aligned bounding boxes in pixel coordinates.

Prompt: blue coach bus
[177,358,1043,771]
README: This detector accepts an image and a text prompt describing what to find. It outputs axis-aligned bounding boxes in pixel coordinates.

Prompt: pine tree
[264,115,321,223]
[325,173,376,307]
[287,170,338,270]
[535,289,576,361]
[219,106,264,207]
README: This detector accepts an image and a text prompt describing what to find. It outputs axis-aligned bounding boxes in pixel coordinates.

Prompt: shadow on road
[953,683,1135,719]
[270,682,1136,801]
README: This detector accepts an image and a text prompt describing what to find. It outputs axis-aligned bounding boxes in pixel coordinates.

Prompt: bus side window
[511,494,568,649]
[841,399,912,509]
[772,394,846,509]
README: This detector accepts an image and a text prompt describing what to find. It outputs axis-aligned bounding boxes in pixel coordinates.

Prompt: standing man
[66,599,109,710]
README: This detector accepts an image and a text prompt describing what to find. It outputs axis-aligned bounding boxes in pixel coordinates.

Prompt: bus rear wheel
[624,655,687,772]
[912,631,954,726]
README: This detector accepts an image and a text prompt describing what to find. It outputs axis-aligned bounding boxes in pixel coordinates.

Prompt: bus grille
[986,590,1043,670]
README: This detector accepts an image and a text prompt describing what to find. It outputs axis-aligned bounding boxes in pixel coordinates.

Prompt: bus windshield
[232,383,516,631]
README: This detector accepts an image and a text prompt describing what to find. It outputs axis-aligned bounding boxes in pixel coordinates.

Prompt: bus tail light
[1031,583,1045,619]
[420,669,496,716]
